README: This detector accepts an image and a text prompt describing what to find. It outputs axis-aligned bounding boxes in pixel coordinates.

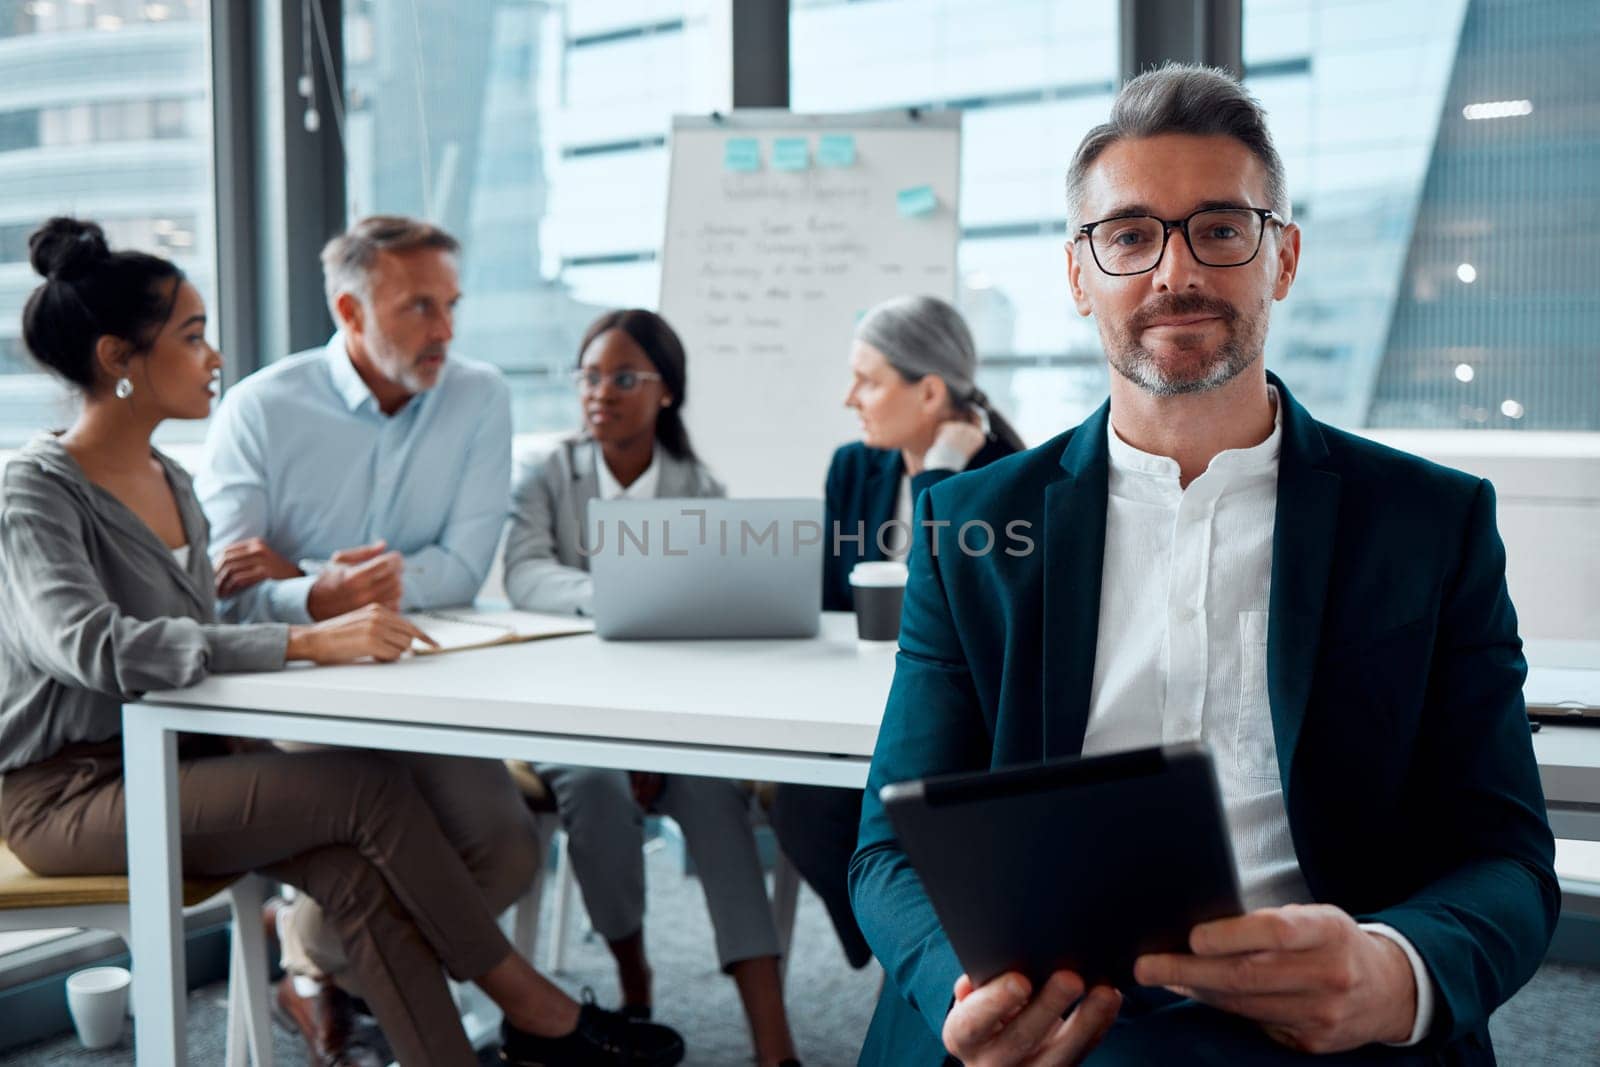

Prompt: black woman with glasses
[503,308,806,1067]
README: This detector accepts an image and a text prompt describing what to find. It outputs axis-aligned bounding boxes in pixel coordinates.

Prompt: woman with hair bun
[0,219,687,1067]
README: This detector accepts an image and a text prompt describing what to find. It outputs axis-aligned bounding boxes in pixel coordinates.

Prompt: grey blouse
[0,434,288,774]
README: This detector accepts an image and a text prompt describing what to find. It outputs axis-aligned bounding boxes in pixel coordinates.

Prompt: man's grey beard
[1108,336,1258,397]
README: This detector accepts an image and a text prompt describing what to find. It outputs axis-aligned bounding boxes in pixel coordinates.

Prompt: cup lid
[66,966,131,993]
[849,560,909,587]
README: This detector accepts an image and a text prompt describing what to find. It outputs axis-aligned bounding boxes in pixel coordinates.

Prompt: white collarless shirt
[1081,388,1432,1044]
[596,449,661,501]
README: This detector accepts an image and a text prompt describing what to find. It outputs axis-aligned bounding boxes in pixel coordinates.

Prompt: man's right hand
[306,541,405,620]
[943,970,1122,1067]
[286,604,437,664]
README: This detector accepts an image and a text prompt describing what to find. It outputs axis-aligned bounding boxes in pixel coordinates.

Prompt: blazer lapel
[1265,375,1341,797]
[861,448,902,562]
[1041,403,1111,761]
[655,451,698,498]
[570,439,601,546]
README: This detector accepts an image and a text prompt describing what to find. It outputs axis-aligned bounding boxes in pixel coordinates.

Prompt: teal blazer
[848,375,1558,1065]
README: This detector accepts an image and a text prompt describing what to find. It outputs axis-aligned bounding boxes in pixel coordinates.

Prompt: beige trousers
[0,737,536,1066]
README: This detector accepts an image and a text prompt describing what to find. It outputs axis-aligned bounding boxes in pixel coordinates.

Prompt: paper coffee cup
[66,965,130,1050]
[849,561,908,642]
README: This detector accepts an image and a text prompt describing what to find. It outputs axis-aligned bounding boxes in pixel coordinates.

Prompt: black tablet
[880,743,1243,991]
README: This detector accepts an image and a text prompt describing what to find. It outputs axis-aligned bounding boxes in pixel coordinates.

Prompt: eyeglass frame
[571,368,664,393]
[1071,205,1284,277]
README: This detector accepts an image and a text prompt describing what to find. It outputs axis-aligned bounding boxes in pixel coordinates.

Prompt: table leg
[123,707,186,1064]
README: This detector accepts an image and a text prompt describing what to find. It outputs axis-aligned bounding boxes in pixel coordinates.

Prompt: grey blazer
[0,435,288,775]
[503,436,725,616]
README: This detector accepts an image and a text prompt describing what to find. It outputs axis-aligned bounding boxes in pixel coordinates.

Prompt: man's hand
[1133,904,1418,1054]
[942,970,1121,1066]
[213,538,303,597]
[306,541,405,620]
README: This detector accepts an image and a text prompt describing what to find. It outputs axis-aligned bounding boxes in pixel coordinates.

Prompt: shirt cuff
[267,574,318,625]
[1360,922,1434,1047]
[922,440,974,473]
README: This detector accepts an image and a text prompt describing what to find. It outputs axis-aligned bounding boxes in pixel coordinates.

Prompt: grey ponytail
[855,295,1025,451]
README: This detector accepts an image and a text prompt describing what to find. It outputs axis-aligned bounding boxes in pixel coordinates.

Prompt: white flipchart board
[659,110,962,497]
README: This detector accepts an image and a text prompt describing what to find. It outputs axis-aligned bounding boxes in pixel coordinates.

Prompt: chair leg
[225,935,249,1067]
[771,848,801,984]
[225,874,275,1067]
[545,830,575,974]
[512,868,544,962]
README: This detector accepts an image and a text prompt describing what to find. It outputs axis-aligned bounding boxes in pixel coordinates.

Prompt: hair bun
[29,217,110,283]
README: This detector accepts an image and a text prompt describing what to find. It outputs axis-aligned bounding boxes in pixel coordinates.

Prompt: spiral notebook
[405,608,594,656]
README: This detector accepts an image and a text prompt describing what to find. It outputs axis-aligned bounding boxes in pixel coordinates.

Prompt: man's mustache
[415,344,448,363]
[1129,294,1238,332]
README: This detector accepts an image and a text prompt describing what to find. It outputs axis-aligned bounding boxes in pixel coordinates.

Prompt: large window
[1248,0,1599,431]
[0,0,216,447]
[791,0,1120,445]
[341,0,725,434]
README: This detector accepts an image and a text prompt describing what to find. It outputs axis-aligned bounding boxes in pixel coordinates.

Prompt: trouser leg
[283,751,540,987]
[769,782,873,968]
[0,743,518,1067]
[655,775,781,970]
[534,763,646,941]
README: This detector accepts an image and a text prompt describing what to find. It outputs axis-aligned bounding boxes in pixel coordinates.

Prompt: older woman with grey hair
[768,293,1025,968]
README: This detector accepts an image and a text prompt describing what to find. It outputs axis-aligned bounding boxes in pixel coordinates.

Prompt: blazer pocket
[1235,610,1279,780]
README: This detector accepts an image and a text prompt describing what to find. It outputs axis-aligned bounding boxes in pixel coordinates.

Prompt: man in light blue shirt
[199,226,511,625]
[195,215,542,1066]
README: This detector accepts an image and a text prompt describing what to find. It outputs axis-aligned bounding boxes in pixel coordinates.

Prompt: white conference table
[121,623,1600,1064]
[1526,640,1600,842]
[122,611,894,1065]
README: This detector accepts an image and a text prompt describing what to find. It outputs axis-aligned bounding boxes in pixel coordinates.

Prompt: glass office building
[0,0,1595,446]
[0,0,214,445]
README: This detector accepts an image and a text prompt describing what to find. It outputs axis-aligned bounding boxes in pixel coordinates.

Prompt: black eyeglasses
[1074,206,1283,276]
[571,369,663,393]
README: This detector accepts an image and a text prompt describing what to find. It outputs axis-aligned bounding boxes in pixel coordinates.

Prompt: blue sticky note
[818,133,856,168]
[772,137,809,171]
[896,184,938,218]
[724,137,760,172]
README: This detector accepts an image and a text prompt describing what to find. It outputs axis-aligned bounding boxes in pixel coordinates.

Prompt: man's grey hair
[1065,63,1289,229]
[320,215,460,321]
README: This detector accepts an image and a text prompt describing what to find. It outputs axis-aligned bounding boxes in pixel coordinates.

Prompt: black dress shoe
[499,995,685,1066]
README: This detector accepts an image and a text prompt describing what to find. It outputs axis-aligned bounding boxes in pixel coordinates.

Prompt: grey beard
[1110,337,1258,397]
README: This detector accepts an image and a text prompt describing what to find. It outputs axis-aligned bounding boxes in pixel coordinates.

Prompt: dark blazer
[847,375,1558,1065]
[822,436,1017,612]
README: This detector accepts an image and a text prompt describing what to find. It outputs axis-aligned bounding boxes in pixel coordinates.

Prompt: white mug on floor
[65,965,130,1049]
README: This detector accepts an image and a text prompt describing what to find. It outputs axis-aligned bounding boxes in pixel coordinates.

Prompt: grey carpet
[7,843,1596,1065]
[4,842,882,1065]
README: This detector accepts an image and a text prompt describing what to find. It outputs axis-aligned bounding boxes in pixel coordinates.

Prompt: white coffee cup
[65,965,130,1049]
[848,561,909,642]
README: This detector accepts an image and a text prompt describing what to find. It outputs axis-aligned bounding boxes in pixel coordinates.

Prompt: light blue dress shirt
[196,333,512,624]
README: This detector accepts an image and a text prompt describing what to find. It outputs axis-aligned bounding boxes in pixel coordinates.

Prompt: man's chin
[1111,346,1250,398]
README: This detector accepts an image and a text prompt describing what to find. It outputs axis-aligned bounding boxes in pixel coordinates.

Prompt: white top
[596,448,661,501]
[1082,388,1432,1045]
[171,545,190,568]
[889,439,974,562]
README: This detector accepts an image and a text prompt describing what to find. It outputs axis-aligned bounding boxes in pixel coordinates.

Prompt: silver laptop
[588,498,824,640]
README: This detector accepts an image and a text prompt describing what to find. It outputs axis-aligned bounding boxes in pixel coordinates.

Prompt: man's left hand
[215,537,304,597]
[1133,904,1417,1054]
